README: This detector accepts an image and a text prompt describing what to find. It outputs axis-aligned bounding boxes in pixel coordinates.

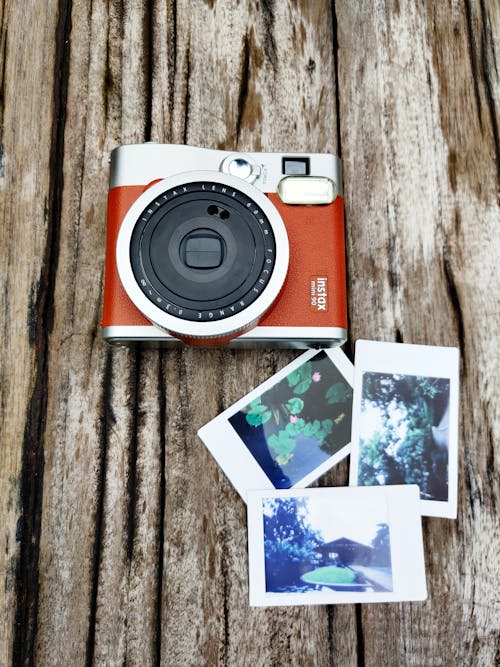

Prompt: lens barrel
[116,172,289,341]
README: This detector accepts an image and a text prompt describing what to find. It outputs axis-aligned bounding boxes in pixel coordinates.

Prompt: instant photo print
[247,485,426,606]
[349,340,459,518]
[198,348,353,501]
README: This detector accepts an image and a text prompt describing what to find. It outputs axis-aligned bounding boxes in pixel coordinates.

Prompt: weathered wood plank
[34,2,154,664]
[0,0,67,663]
[148,2,356,665]
[337,0,500,665]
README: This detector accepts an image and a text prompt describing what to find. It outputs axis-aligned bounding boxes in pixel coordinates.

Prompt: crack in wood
[155,349,167,666]
[464,0,484,130]
[0,24,7,158]
[126,348,141,562]
[326,606,335,663]
[478,0,500,189]
[355,604,365,667]
[463,449,478,521]
[144,1,153,141]
[330,0,342,157]
[485,423,496,496]
[85,349,113,667]
[12,1,72,664]
[464,0,500,188]
[260,0,278,72]
[442,247,465,367]
[166,0,177,141]
[235,32,250,146]
[221,521,230,666]
[183,41,191,145]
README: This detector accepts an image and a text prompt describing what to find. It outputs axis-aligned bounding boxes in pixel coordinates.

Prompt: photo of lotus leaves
[358,372,450,501]
[228,352,353,487]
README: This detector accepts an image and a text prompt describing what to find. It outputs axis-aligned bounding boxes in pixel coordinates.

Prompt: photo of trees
[358,372,450,501]
[263,495,393,594]
[228,352,353,487]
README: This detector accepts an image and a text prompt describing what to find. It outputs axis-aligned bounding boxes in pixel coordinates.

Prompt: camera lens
[116,171,289,342]
[129,181,278,324]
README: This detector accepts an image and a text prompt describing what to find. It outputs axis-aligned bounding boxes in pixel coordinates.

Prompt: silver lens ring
[116,171,289,340]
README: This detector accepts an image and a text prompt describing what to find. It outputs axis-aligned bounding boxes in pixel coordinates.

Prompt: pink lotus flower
[289,415,298,423]
[312,372,321,382]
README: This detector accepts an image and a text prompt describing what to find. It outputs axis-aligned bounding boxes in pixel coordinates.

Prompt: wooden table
[1,2,498,665]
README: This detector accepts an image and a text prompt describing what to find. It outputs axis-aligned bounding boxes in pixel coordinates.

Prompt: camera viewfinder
[282,157,310,175]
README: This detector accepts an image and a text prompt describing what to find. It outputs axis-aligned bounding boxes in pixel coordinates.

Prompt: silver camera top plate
[109,143,343,196]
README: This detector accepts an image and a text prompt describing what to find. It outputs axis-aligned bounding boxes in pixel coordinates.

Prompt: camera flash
[277,176,337,205]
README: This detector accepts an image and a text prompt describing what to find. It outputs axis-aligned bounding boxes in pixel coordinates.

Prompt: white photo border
[247,485,426,606]
[198,347,354,503]
[349,340,460,518]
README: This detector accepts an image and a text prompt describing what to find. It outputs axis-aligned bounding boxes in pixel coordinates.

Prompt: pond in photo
[228,351,353,487]
[262,495,393,594]
[358,372,450,501]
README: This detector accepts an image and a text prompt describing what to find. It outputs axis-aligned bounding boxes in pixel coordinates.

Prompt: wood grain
[337,2,500,665]
[0,1,498,666]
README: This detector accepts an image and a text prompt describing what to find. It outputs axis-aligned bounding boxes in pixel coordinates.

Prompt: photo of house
[262,494,393,594]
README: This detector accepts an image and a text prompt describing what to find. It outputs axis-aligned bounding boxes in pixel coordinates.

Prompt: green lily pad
[286,397,304,415]
[246,410,272,426]
[326,382,352,405]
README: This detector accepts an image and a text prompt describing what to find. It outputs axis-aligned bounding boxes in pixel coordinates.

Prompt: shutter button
[220,153,260,183]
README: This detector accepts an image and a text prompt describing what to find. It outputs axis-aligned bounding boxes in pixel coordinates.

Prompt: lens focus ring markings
[130,182,277,323]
